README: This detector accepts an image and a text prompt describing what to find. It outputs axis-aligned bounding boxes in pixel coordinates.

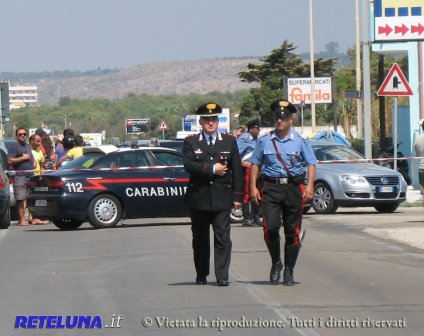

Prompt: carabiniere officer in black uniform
[183,102,243,286]
[250,99,317,286]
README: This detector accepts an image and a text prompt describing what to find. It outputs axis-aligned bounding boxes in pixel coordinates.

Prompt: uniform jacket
[183,132,243,211]
[236,131,258,160]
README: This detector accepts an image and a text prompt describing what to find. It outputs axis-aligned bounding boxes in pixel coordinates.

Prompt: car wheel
[87,194,122,229]
[0,207,11,229]
[53,218,83,231]
[312,182,338,214]
[374,203,399,213]
[230,207,243,223]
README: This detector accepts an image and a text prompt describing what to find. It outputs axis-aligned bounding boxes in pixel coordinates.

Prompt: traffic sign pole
[393,97,398,172]
[377,63,413,174]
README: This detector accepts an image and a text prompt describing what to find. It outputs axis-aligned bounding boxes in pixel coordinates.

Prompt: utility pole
[362,0,373,159]
[355,0,363,138]
[309,0,316,132]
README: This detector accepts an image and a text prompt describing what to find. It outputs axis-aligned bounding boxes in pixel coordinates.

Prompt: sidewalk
[406,186,422,204]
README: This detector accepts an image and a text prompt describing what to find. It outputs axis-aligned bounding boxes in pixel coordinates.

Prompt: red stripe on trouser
[293,183,305,246]
[260,182,269,241]
[243,167,250,203]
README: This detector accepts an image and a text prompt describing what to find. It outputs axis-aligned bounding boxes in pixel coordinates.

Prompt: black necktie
[209,136,213,148]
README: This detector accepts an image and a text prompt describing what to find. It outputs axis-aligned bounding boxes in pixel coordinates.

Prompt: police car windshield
[59,153,105,170]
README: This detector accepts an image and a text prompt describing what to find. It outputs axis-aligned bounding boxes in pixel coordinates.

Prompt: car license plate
[378,186,394,193]
[35,200,47,207]
[34,186,49,192]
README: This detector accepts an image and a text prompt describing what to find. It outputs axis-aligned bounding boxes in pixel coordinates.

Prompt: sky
[1,0,356,73]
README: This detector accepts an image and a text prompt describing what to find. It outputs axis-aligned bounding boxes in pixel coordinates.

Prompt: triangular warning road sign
[377,63,413,96]
[158,119,169,131]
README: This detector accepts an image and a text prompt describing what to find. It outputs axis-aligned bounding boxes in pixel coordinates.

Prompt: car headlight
[339,175,367,184]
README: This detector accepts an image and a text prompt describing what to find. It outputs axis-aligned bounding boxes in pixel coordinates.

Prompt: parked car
[28,145,190,230]
[307,140,407,214]
[3,139,18,220]
[118,138,184,153]
[0,141,15,229]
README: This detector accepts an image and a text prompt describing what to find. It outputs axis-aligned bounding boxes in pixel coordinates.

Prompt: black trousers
[190,208,232,280]
[261,182,304,246]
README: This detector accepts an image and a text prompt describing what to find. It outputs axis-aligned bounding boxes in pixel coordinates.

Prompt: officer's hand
[303,184,314,201]
[233,201,242,209]
[250,187,261,203]
[241,161,251,168]
[22,152,30,161]
[214,163,228,176]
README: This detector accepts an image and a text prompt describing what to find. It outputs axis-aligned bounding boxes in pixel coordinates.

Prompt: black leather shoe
[282,268,295,286]
[196,276,207,285]
[270,261,283,284]
[217,279,229,286]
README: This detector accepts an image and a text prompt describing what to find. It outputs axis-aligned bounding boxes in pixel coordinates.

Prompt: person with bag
[249,99,317,286]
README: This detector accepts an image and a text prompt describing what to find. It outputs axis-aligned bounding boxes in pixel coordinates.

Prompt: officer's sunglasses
[18,132,27,136]
[201,116,218,122]
[274,116,290,121]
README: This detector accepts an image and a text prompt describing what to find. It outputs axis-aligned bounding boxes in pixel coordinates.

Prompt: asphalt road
[0,207,423,336]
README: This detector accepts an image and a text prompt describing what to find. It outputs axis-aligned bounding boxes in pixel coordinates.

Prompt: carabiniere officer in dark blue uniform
[249,99,317,286]
[183,102,243,287]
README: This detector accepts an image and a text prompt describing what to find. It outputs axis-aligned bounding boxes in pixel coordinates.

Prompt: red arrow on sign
[411,23,424,35]
[395,24,409,35]
[378,24,393,36]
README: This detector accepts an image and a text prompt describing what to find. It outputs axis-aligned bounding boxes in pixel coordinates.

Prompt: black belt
[264,176,304,185]
[264,177,291,185]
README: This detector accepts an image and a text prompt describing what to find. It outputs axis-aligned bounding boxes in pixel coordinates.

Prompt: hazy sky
[2,0,356,72]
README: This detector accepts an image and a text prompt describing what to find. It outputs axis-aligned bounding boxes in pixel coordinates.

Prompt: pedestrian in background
[236,119,261,227]
[249,99,317,286]
[29,134,44,176]
[57,134,84,166]
[233,126,245,138]
[183,102,243,286]
[55,128,75,157]
[28,133,49,225]
[7,128,34,226]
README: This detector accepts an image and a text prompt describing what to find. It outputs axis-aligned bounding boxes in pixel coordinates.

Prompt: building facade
[9,85,38,109]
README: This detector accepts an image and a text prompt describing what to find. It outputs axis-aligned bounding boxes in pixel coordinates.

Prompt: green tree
[238,40,337,126]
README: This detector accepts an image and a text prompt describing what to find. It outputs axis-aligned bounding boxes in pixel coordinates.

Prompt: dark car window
[0,151,7,170]
[160,141,184,153]
[113,151,149,168]
[151,151,183,166]
[60,153,105,170]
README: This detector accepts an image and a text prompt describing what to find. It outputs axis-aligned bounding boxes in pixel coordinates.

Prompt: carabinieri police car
[27,145,189,230]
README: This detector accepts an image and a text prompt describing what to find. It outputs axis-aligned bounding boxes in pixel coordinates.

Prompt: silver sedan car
[308,140,407,214]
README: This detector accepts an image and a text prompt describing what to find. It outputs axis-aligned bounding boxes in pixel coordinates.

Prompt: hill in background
[1,46,351,105]
[16,58,260,105]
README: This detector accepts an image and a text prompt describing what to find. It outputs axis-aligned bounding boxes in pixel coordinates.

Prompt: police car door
[110,150,163,218]
[150,149,189,217]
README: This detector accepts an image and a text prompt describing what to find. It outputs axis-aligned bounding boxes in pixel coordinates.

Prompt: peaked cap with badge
[271,99,297,119]
[196,102,223,117]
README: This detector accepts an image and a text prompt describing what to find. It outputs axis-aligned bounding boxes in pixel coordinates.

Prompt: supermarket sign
[287,77,332,104]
